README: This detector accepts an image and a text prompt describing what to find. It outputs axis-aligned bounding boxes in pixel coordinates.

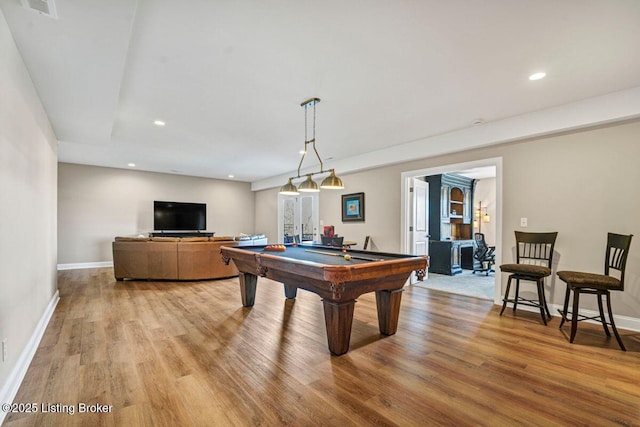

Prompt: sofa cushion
[211,236,234,241]
[150,237,181,242]
[180,237,210,242]
[115,236,150,242]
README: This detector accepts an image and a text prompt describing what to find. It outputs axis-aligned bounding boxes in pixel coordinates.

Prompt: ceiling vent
[21,0,58,19]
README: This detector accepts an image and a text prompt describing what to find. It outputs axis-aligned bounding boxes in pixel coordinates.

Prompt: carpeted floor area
[413,270,496,300]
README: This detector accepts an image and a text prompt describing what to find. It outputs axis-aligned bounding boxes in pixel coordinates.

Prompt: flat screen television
[154,201,206,231]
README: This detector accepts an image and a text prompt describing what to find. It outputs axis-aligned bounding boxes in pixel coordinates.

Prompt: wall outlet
[520,217,528,227]
[1,339,6,362]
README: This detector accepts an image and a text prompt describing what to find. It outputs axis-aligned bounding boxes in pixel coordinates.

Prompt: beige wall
[0,9,58,394]
[256,120,640,318]
[317,170,404,253]
[58,163,256,264]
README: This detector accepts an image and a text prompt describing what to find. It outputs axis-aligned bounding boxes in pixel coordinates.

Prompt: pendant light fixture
[279,98,344,195]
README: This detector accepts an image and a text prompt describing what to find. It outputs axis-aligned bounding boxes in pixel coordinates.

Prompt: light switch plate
[520,218,528,227]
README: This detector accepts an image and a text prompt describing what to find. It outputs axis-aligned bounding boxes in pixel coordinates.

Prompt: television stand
[150,231,214,238]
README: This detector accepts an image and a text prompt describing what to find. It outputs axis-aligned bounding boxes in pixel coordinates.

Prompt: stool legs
[560,287,626,351]
[570,289,580,343]
[606,292,626,351]
[536,279,550,325]
[596,294,610,337]
[558,285,571,328]
[500,276,513,316]
[500,275,550,324]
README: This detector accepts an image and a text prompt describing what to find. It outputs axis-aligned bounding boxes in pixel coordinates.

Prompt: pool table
[220,244,427,355]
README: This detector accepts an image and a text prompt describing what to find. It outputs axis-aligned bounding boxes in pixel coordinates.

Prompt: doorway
[277,193,319,244]
[401,157,502,303]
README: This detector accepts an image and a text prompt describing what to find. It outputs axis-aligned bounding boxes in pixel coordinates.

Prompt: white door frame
[400,157,503,304]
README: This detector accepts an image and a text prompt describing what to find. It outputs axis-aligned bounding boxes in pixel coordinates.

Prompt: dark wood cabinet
[425,173,476,275]
[425,173,475,241]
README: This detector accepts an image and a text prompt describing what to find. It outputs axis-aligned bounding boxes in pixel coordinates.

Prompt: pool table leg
[283,284,298,299]
[375,288,404,335]
[322,299,355,355]
[239,272,258,307]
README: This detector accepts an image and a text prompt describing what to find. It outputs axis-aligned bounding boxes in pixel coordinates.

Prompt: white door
[279,195,297,243]
[277,193,319,244]
[410,178,429,282]
[299,194,319,242]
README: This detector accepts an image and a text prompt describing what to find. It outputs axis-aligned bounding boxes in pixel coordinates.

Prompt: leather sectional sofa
[112,236,239,281]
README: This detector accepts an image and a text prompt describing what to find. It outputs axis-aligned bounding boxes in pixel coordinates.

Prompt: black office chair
[321,236,344,247]
[557,233,633,350]
[500,231,558,325]
[473,233,495,275]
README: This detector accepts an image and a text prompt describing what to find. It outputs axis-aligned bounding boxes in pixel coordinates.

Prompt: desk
[221,245,427,355]
[429,239,475,275]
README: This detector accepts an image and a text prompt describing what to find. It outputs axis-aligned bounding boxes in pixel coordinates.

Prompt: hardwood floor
[4,268,640,426]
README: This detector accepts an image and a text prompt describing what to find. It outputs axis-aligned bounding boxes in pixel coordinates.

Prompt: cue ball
[344,254,351,260]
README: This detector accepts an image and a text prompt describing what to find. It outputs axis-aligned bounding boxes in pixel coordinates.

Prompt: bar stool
[557,233,633,350]
[499,231,558,325]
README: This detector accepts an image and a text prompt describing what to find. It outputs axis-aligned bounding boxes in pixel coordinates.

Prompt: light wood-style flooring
[3,268,640,426]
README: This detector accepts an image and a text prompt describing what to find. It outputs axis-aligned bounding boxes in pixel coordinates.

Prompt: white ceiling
[2,0,640,188]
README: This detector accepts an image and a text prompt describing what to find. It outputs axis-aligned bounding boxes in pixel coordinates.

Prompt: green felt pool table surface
[237,244,409,264]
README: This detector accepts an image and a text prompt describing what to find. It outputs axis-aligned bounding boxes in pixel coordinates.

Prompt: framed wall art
[342,192,365,222]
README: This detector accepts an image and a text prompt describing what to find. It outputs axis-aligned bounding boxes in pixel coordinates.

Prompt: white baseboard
[0,290,59,425]
[549,303,640,332]
[494,299,640,332]
[57,261,113,270]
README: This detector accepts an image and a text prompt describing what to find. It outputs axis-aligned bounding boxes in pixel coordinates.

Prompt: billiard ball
[344,254,351,260]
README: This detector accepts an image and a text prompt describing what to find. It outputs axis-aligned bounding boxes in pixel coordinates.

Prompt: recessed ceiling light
[228,174,235,179]
[529,72,546,81]
[128,163,136,167]
[154,120,166,126]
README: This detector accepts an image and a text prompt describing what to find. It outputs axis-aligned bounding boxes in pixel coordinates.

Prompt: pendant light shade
[320,170,344,189]
[279,178,299,195]
[298,175,319,192]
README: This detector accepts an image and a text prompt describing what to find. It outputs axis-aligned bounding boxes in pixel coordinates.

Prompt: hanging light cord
[294,98,332,179]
